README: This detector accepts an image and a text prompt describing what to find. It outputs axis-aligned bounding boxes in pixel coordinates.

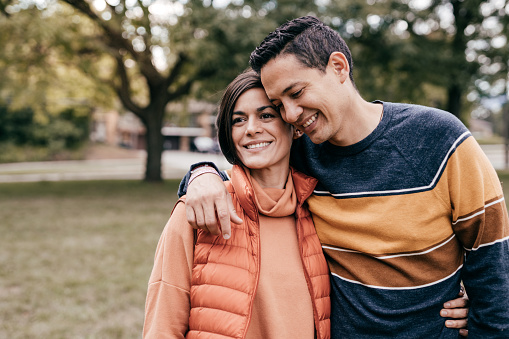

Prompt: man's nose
[281,102,302,124]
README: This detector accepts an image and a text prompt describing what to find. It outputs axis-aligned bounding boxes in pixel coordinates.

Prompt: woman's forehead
[234,88,273,111]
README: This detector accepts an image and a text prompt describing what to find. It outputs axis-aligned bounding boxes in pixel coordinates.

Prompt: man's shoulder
[386,102,466,132]
[383,102,470,151]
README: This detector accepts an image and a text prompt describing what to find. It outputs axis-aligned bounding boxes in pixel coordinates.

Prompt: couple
[145,16,509,338]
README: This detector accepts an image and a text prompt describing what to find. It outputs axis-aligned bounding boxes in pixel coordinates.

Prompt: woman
[143,70,468,338]
[144,69,330,339]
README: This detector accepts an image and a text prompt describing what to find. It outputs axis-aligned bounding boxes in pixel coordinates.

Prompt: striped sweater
[290,101,509,338]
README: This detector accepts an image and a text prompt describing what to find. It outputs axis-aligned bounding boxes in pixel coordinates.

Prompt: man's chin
[307,133,327,145]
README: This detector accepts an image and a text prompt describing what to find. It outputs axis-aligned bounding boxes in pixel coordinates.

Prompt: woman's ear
[293,129,304,139]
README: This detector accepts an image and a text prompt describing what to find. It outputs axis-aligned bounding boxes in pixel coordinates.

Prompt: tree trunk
[447,84,462,119]
[143,111,164,182]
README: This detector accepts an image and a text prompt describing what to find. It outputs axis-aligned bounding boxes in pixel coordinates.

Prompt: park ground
[1,144,509,338]
[0,144,230,338]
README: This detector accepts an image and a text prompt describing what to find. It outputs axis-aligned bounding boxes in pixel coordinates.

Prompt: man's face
[260,54,347,145]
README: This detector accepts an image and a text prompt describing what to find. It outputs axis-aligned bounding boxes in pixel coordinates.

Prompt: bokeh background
[0,0,508,337]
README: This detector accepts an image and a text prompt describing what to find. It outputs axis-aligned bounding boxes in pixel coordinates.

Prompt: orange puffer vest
[186,165,331,339]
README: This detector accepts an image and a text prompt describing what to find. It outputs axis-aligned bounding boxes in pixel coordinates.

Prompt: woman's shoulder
[162,199,194,240]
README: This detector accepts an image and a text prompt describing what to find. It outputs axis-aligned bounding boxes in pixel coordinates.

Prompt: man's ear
[328,52,349,82]
[293,129,304,139]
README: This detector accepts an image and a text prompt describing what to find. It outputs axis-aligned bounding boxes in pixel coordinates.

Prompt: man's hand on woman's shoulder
[185,172,242,239]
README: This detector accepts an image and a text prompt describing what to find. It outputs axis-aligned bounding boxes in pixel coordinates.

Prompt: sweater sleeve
[143,202,195,339]
[446,137,509,337]
[177,162,230,197]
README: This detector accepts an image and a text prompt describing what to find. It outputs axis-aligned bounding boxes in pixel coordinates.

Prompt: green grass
[0,180,181,339]
[2,173,509,338]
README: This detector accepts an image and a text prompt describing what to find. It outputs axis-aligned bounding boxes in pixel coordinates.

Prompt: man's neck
[329,99,383,147]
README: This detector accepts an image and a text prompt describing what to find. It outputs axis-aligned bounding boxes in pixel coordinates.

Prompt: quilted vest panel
[187,166,330,339]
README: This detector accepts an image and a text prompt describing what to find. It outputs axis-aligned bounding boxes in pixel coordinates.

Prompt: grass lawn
[0,180,180,339]
[2,172,509,338]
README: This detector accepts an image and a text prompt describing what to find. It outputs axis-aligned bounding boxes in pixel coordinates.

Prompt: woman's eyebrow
[257,105,276,112]
[233,105,275,116]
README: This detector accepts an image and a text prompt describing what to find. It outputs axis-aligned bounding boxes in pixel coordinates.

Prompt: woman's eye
[232,117,244,124]
[261,113,275,119]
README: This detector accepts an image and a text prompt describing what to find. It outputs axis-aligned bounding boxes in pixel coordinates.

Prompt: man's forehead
[260,54,309,89]
[261,66,299,98]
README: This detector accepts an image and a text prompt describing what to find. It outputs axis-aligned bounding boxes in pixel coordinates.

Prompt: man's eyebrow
[268,82,299,103]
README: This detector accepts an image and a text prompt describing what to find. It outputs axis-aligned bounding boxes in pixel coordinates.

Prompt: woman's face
[231,88,294,172]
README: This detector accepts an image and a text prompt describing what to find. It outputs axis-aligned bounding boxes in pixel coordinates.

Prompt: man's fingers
[441,307,468,319]
[184,172,238,238]
[444,296,469,309]
[203,202,221,235]
[459,329,468,337]
[215,196,231,240]
[217,194,242,240]
[228,193,243,225]
[445,319,468,329]
[185,204,199,229]
[441,297,469,333]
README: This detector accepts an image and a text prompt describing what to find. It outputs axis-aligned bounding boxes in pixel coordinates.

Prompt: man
[180,16,508,337]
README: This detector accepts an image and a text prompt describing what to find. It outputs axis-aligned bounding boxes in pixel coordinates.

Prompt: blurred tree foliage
[0,105,89,147]
[0,2,112,161]
[0,0,507,179]
[191,0,508,120]
[324,0,508,121]
[0,4,114,117]
[0,103,89,161]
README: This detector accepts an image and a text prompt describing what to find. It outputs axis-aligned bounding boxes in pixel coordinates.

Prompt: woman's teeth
[246,142,270,149]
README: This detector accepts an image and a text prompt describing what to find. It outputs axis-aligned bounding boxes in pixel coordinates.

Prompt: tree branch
[60,0,160,82]
[114,54,144,117]
[168,78,193,102]
[165,52,189,89]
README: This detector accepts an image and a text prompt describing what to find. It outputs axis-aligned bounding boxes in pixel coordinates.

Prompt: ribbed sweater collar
[230,165,317,221]
[246,167,297,217]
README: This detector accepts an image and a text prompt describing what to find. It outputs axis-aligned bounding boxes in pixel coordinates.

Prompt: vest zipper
[241,213,261,339]
[296,208,323,339]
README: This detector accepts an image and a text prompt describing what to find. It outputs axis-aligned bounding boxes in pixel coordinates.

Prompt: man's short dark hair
[249,16,355,85]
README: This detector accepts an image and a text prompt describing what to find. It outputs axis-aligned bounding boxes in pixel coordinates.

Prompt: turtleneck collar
[245,167,297,218]
[230,165,316,221]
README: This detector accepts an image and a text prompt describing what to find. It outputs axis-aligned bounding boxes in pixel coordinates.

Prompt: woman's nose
[246,118,262,135]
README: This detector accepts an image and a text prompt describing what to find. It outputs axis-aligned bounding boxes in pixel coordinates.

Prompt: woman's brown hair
[216,69,263,165]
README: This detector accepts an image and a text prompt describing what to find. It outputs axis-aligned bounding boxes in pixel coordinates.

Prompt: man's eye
[291,89,303,98]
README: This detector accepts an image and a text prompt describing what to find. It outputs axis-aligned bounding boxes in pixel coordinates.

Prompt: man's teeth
[302,114,317,128]
[246,142,270,149]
